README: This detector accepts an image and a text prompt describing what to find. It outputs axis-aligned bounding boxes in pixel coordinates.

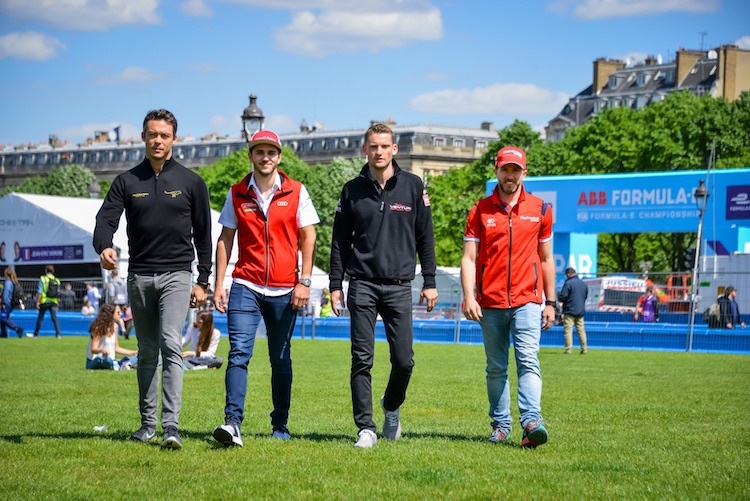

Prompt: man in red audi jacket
[460,146,555,449]
[212,130,319,448]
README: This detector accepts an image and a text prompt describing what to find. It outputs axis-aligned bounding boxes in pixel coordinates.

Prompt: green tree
[0,164,95,198]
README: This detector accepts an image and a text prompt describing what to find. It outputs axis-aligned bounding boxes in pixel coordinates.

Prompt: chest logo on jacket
[132,193,149,198]
[389,203,412,212]
[241,203,257,213]
[164,190,183,198]
[485,217,496,228]
[277,201,289,207]
[519,215,540,223]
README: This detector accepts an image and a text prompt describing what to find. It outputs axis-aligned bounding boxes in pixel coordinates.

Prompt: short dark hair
[565,268,576,275]
[143,109,178,137]
[45,264,54,274]
[725,286,736,296]
[364,123,395,143]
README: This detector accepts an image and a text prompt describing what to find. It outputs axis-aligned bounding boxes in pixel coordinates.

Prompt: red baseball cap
[248,130,282,151]
[496,146,526,170]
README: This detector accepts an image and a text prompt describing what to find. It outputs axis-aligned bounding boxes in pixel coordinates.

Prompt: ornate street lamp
[241,94,264,141]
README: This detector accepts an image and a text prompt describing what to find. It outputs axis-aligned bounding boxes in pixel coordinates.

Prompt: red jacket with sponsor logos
[464,185,552,309]
[231,171,302,288]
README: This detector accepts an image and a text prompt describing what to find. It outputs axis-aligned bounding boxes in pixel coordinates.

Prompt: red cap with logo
[248,130,282,151]
[495,146,526,170]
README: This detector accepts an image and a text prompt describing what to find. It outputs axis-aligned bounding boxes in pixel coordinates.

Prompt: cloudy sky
[0,0,748,145]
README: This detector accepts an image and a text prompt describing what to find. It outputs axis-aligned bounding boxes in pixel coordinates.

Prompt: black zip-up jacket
[93,157,212,283]
[329,161,436,291]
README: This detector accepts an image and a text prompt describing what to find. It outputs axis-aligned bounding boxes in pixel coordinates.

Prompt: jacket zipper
[507,209,513,308]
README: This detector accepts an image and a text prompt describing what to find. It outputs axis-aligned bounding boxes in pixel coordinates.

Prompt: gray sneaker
[161,426,182,449]
[213,422,243,447]
[381,396,402,440]
[130,426,156,443]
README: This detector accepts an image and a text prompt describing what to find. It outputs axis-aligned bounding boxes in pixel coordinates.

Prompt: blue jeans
[128,271,192,430]
[480,303,544,432]
[87,356,115,370]
[224,282,297,430]
[34,302,60,337]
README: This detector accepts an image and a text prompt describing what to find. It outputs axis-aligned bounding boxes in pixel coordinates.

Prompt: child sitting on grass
[182,310,222,369]
[86,303,137,370]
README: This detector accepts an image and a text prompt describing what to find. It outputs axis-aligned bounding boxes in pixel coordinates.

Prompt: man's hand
[542,305,555,330]
[291,283,310,311]
[463,297,483,321]
[190,284,208,308]
[419,288,439,312]
[331,290,344,316]
[213,286,227,313]
[99,248,117,270]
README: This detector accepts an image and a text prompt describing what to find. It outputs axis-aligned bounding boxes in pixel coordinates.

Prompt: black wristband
[196,282,210,290]
[545,300,557,306]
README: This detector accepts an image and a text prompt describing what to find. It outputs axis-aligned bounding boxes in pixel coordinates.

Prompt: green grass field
[0,336,748,500]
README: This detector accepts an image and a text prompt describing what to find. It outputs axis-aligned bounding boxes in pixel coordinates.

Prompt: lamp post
[241,94,264,141]
[687,176,711,350]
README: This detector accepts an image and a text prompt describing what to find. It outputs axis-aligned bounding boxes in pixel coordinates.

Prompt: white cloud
[0,0,160,31]
[410,83,570,116]
[275,7,442,56]
[181,0,213,17]
[547,0,720,19]
[0,31,66,61]
[89,66,170,85]
[736,36,750,50]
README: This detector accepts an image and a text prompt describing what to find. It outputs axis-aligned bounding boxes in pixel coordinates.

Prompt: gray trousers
[127,271,191,430]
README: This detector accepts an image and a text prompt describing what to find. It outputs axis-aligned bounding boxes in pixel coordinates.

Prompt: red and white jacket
[231,171,302,288]
[464,185,552,309]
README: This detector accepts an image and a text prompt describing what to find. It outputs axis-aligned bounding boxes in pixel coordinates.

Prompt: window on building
[475,140,488,149]
[452,138,465,147]
[665,70,675,84]
[636,73,652,86]
[433,137,446,146]
[635,95,650,109]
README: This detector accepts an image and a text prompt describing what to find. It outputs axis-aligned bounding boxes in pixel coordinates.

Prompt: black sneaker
[17,327,24,338]
[161,426,182,449]
[130,426,156,443]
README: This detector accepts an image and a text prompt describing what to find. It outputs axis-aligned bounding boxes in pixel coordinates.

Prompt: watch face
[300,278,311,287]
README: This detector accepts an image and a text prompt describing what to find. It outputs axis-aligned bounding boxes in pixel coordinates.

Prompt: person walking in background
[212,130,318,448]
[558,267,588,354]
[86,303,138,370]
[319,288,332,318]
[107,269,128,307]
[85,282,101,311]
[59,283,77,311]
[634,286,659,323]
[461,146,555,449]
[329,123,438,449]
[121,304,135,339]
[94,109,212,450]
[1,268,24,338]
[33,264,61,339]
[718,286,746,329]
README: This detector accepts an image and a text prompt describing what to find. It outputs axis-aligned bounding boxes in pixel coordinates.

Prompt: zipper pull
[380,201,384,212]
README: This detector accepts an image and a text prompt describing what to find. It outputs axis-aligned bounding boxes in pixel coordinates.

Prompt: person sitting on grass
[181,310,222,370]
[86,303,137,370]
[81,299,95,316]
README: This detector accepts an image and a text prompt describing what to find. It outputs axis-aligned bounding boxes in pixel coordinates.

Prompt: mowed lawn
[0,335,748,500]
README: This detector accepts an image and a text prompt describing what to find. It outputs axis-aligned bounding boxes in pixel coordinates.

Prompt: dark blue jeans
[223,282,297,430]
[34,302,60,337]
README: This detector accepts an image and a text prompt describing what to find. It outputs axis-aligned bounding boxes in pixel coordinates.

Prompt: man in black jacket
[329,123,438,449]
[558,267,588,354]
[94,109,212,450]
[718,286,746,329]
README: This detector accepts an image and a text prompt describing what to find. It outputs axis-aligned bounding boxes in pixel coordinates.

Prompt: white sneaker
[213,423,243,447]
[354,429,377,448]
[381,397,402,440]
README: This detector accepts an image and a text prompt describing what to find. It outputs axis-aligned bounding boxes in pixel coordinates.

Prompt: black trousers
[348,278,414,431]
[34,302,60,337]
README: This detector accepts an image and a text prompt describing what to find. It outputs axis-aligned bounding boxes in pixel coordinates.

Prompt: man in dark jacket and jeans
[329,123,438,449]
[558,267,588,354]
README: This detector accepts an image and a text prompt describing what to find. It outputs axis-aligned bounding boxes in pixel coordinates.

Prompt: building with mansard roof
[545,45,750,142]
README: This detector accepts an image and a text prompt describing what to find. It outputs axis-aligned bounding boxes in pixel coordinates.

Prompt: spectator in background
[634,286,659,323]
[182,310,222,369]
[81,299,96,316]
[122,304,135,339]
[107,269,128,307]
[86,282,101,311]
[718,286,746,329]
[60,283,77,311]
[557,267,588,355]
[319,288,332,318]
[1,268,24,338]
[33,264,61,339]
[86,303,137,370]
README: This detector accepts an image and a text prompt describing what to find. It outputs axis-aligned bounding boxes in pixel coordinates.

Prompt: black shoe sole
[213,427,235,447]
[161,438,182,449]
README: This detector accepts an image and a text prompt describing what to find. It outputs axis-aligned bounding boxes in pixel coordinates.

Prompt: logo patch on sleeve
[423,193,431,207]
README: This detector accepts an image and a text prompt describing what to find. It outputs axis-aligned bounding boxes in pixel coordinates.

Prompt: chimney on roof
[481,121,494,132]
[676,48,706,86]
[645,55,657,65]
[593,57,625,95]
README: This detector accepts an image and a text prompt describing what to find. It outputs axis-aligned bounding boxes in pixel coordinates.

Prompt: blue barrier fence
[9,310,749,354]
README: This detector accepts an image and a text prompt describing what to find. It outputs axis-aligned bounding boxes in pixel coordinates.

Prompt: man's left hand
[190,284,208,308]
[542,305,555,330]
[419,288,439,312]
[292,283,310,310]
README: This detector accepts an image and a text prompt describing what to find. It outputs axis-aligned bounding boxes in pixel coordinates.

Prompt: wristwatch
[299,278,311,287]
[545,300,557,307]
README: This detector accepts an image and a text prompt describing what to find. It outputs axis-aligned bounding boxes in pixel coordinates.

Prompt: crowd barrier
[9,310,749,354]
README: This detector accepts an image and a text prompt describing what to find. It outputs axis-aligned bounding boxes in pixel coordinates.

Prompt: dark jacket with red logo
[329,161,436,291]
[231,171,302,288]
